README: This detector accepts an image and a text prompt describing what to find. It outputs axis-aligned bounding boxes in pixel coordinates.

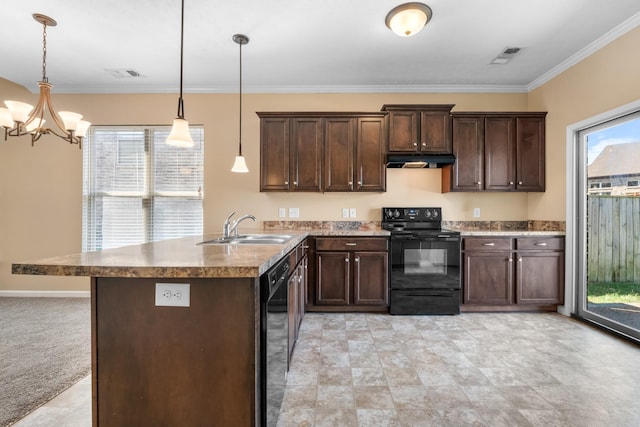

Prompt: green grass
[587,281,640,304]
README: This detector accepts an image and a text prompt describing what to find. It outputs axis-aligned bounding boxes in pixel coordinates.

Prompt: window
[82,126,204,251]
[628,180,639,187]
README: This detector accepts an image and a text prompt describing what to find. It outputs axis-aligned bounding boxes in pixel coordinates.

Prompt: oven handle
[391,235,459,242]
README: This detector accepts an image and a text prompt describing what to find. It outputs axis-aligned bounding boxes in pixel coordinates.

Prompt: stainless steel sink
[199,234,295,245]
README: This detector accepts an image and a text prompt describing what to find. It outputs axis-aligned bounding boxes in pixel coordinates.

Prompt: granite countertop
[458,230,565,236]
[12,228,389,279]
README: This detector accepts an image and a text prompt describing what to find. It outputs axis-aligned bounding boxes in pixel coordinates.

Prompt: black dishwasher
[260,257,289,426]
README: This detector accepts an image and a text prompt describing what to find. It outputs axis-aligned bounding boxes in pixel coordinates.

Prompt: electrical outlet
[289,207,300,218]
[155,283,190,307]
[342,208,349,218]
[349,208,356,218]
[278,207,286,218]
[473,208,481,218]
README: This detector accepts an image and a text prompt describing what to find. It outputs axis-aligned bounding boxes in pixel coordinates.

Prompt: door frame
[565,99,640,337]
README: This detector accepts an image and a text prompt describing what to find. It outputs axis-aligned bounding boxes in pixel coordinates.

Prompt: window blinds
[82,126,204,251]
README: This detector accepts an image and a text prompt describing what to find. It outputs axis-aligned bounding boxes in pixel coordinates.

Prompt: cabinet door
[324,117,355,191]
[299,258,307,325]
[260,117,290,191]
[484,117,515,191]
[516,116,545,191]
[516,251,564,304]
[463,252,513,305]
[420,110,452,153]
[353,251,389,306]
[356,116,386,191]
[387,111,419,152]
[451,116,484,191]
[291,118,323,191]
[316,252,350,305]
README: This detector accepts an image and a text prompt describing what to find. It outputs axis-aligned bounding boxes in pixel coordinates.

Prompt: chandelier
[0,14,90,148]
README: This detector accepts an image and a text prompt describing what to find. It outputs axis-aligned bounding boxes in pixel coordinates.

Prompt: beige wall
[1,26,638,291]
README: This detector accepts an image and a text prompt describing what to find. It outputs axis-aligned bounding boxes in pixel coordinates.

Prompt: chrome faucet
[222,212,256,239]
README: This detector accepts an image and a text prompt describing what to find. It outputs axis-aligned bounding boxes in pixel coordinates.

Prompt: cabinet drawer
[463,237,512,251]
[315,237,388,251]
[516,237,564,251]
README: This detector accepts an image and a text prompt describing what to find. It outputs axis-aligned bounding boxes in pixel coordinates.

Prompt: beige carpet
[0,297,91,427]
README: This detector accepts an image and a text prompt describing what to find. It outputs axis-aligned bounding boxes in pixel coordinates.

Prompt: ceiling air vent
[106,69,144,78]
[490,47,522,65]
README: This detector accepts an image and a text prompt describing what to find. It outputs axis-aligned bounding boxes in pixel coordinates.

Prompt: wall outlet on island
[473,208,481,218]
[155,283,190,307]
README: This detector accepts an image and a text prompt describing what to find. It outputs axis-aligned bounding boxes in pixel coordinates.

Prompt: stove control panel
[382,207,442,222]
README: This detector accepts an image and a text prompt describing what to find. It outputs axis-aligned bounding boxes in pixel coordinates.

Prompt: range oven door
[389,234,461,291]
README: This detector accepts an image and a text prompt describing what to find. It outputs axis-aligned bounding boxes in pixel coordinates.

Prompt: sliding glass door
[576,112,640,341]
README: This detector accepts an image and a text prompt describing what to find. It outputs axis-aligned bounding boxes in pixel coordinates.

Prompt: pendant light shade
[385,2,432,37]
[166,0,194,147]
[231,34,249,173]
[231,155,249,173]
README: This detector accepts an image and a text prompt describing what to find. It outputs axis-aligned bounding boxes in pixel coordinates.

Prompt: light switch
[278,207,286,218]
[349,208,356,218]
[342,208,349,218]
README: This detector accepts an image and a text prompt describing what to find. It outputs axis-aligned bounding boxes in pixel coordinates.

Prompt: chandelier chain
[41,22,48,83]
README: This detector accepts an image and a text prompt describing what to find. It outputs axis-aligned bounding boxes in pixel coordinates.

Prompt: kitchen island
[12,227,388,427]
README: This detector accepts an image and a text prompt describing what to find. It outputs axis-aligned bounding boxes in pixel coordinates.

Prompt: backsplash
[444,220,565,232]
[264,221,382,231]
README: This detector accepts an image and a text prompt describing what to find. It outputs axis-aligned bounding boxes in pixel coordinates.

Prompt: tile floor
[12,312,640,427]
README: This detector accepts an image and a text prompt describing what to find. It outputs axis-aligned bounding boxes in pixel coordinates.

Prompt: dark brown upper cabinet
[259,112,386,193]
[258,114,323,192]
[443,112,546,192]
[381,104,454,154]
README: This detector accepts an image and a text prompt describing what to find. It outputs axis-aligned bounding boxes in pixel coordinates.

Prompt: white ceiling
[2,0,640,94]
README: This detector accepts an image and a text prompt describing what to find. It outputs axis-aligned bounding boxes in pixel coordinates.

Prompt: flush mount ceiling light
[385,2,433,37]
[231,34,249,173]
[0,14,90,148]
[166,0,194,147]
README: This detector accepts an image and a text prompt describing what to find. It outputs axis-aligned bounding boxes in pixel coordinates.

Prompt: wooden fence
[587,196,640,283]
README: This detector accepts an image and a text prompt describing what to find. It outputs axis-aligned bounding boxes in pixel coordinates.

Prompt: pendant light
[1,14,90,148]
[231,34,249,173]
[166,0,194,147]
[385,3,432,37]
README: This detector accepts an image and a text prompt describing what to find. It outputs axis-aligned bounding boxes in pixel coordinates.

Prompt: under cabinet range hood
[386,154,456,169]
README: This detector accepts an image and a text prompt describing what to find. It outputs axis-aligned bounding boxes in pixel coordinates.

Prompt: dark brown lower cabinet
[462,236,564,311]
[288,240,308,361]
[312,237,389,312]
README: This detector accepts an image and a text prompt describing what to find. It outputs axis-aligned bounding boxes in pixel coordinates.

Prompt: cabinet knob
[355,257,360,263]
[509,181,514,185]
[518,181,523,185]
[476,181,482,185]
[518,257,523,262]
[294,181,298,186]
[413,142,418,147]
[357,181,362,185]
[508,258,513,262]
[345,258,350,263]
[284,181,289,185]
[348,181,353,186]
[421,142,427,147]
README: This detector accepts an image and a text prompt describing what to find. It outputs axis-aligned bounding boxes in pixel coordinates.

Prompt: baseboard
[0,290,90,298]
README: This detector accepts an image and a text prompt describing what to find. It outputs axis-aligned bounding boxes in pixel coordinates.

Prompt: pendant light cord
[238,41,243,156]
[177,0,185,119]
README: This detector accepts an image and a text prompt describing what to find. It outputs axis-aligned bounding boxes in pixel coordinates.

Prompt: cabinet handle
[534,242,547,246]
[482,242,495,246]
[345,242,357,246]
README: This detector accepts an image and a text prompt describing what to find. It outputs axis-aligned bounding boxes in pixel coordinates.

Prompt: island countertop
[11,228,389,279]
